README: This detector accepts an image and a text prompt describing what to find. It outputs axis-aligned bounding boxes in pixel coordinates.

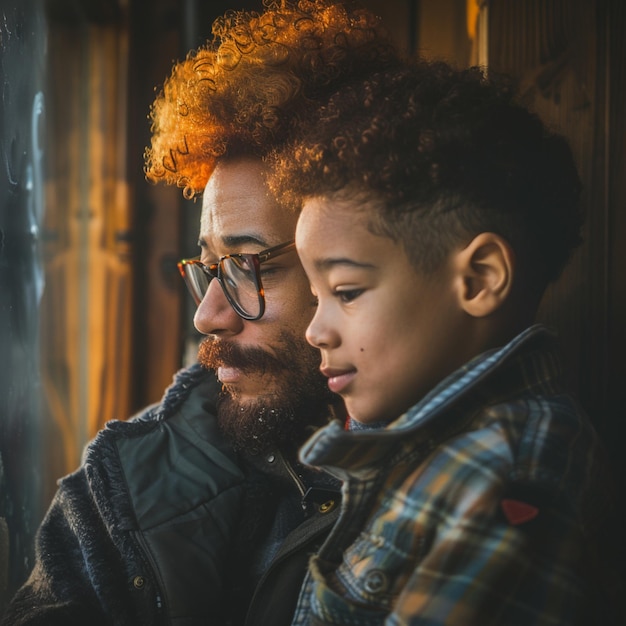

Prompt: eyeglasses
[177,240,296,321]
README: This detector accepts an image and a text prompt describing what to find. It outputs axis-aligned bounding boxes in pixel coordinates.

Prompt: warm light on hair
[272,60,583,288]
[144,0,396,198]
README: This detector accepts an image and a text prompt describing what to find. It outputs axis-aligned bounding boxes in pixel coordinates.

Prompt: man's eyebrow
[198,234,270,250]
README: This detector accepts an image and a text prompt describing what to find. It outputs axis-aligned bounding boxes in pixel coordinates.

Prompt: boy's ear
[453,232,515,318]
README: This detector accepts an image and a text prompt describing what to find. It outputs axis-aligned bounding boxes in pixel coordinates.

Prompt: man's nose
[193,278,244,336]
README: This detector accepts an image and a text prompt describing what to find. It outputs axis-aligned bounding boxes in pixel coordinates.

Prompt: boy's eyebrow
[315,257,376,271]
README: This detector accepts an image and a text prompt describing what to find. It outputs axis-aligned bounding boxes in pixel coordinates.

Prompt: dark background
[0,0,624,610]
[0,0,47,606]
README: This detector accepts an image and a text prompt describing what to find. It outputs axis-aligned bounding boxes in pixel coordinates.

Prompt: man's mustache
[197,336,287,376]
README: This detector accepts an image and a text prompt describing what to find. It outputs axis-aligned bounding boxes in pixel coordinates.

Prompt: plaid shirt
[291,326,620,625]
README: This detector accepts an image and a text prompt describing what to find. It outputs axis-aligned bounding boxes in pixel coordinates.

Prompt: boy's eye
[335,288,363,303]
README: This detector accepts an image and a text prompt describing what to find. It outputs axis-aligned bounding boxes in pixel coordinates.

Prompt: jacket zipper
[243,507,339,626]
[275,448,307,504]
[131,530,169,624]
[243,452,339,625]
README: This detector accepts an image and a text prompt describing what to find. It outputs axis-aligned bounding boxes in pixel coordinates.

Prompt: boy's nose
[305,306,339,349]
[194,278,244,336]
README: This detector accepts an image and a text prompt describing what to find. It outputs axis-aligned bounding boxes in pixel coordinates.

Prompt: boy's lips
[320,366,357,394]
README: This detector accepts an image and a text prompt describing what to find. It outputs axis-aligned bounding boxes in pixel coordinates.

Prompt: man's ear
[453,232,515,318]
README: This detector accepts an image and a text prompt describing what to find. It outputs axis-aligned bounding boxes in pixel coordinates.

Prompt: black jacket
[2,364,339,625]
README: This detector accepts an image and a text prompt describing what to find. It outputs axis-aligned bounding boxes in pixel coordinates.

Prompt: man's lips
[217,366,242,384]
[320,366,357,394]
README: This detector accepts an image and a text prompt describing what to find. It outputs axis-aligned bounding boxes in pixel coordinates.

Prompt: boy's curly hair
[144,0,397,199]
[272,60,584,289]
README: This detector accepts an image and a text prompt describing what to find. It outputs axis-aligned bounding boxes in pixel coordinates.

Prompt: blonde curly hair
[144,0,397,198]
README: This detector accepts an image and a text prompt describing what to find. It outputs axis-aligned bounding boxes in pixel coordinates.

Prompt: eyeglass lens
[219,256,261,317]
[179,241,294,321]
[183,265,210,305]
[182,255,262,318]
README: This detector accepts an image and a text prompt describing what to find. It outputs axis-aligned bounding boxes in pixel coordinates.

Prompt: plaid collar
[300,325,563,477]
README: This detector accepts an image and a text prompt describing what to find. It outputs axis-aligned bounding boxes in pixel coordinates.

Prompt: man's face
[194,158,332,452]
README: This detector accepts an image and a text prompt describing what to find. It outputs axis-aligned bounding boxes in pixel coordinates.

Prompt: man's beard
[197,331,335,455]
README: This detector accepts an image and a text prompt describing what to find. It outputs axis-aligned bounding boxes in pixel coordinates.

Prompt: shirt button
[363,569,388,594]
[133,575,145,589]
[266,454,276,464]
[318,499,336,514]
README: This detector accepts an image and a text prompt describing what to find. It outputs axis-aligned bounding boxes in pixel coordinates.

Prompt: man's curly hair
[272,60,584,289]
[144,0,397,199]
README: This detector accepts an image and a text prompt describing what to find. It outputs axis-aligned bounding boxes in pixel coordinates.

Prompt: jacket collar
[299,325,563,479]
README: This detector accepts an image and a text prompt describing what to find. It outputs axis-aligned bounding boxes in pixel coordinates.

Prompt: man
[2,2,397,624]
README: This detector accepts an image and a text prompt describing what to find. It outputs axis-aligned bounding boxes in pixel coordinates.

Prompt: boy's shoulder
[474,384,599,487]
[456,326,600,490]
[404,325,602,498]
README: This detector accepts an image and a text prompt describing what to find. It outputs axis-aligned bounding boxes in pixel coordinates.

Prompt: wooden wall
[41,2,134,493]
[484,0,626,476]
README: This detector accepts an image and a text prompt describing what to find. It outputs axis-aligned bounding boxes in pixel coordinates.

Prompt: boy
[271,61,623,624]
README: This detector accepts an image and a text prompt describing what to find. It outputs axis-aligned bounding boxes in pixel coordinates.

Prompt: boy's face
[296,197,471,424]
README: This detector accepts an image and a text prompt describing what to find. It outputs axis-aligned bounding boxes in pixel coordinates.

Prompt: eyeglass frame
[177,240,296,321]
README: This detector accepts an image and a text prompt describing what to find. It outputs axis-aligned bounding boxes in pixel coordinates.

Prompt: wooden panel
[603,0,626,467]
[42,19,133,479]
[126,0,185,409]
[485,0,626,469]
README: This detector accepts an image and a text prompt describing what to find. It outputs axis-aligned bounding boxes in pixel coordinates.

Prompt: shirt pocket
[332,527,425,612]
[307,557,389,626]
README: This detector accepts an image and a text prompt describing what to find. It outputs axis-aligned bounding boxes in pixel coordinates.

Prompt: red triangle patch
[501,499,539,525]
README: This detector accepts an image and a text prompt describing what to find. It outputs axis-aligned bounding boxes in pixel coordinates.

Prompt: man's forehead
[199,201,271,249]
[198,159,297,251]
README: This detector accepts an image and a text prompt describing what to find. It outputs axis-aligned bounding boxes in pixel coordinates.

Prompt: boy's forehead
[297,194,381,239]
[297,197,394,260]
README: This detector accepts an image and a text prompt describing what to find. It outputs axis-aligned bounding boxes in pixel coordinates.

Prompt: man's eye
[259,265,284,282]
[335,289,363,303]
[224,275,238,289]
[231,257,254,273]
[259,265,278,276]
